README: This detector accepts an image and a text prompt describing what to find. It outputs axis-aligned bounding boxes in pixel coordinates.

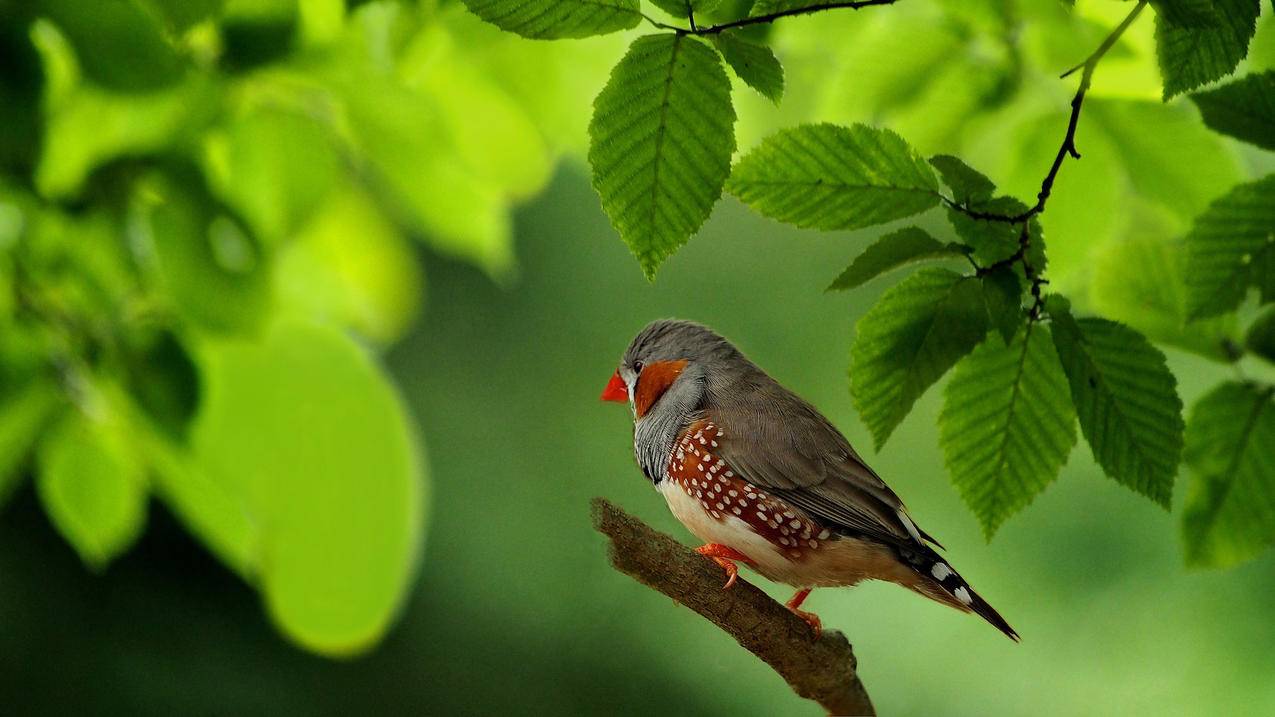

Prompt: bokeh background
[2,0,1275,715]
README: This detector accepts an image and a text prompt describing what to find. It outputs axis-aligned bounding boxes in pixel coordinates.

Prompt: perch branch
[591,497,875,716]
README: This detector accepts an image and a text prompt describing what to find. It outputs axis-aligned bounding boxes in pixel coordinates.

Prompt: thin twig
[591,498,876,716]
[644,1,901,35]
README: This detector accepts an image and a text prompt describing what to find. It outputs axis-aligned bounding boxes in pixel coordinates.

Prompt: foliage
[462,0,1275,564]
[0,0,605,654]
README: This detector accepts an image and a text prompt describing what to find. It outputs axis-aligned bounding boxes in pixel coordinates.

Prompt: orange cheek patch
[634,359,688,418]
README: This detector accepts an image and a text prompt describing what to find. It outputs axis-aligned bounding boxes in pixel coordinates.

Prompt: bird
[600,319,1018,640]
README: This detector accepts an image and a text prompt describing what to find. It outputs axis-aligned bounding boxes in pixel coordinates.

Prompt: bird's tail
[896,544,1020,642]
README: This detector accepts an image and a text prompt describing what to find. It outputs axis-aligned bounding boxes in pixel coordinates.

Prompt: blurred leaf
[1188,70,1275,151]
[143,0,225,33]
[1091,234,1238,361]
[36,79,219,200]
[204,108,341,246]
[0,377,63,509]
[120,328,199,438]
[192,320,425,656]
[1155,0,1259,100]
[1089,99,1242,225]
[940,325,1077,539]
[221,0,298,69]
[131,166,272,334]
[850,268,989,449]
[0,22,44,173]
[36,405,148,569]
[34,0,185,91]
[728,123,939,231]
[827,226,962,291]
[589,34,735,280]
[929,154,995,205]
[1184,174,1275,318]
[461,0,641,39]
[982,265,1024,345]
[713,32,784,103]
[1048,301,1184,507]
[1245,306,1275,363]
[1181,382,1275,568]
[276,186,424,344]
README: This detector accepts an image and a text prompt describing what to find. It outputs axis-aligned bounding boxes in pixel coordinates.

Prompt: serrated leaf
[1091,235,1239,361]
[1151,0,1220,27]
[850,268,990,449]
[827,226,962,291]
[460,0,640,39]
[1156,0,1260,100]
[1181,382,1275,568]
[649,0,723,16]
[982,265,1025,345]
[940,325,1077,538]
[930,154,996,205]
[1245,306,1275,363]
[1185,174,1275,318]
[727,124,939,231]
[1189,70,1275,151]
[36,407,148,569]
[589,34,736,280]
[1049,306,1185,506]
[713,32,784,103]
[945,196,1046,270]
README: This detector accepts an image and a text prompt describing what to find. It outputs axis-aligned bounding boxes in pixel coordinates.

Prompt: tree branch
[643,1,900,36]
[591,497,876,716]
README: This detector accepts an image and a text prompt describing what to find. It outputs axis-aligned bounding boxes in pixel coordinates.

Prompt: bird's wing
[705,388,939,549]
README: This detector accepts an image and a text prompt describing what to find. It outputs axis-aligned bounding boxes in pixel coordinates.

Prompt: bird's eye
[632,360,644,374]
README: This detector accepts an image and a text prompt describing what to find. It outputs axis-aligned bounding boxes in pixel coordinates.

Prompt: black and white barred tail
[897,544,1020,641]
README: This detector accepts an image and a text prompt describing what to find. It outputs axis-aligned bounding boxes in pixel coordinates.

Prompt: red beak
[600,370,628,402]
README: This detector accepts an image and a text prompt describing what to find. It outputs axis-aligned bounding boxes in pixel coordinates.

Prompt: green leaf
[930,154,996,205]
[1048,302,1185,506]
[1189,70,1275,151]
[649,0,723,15]
[131,165,272,334]
[589,34,736,280]
[981,265,1025,345]
[0,378,63,509]
[192,320,425,656]
[945,197,1046,270]
[1245,306,1275,363]
[1091,235,1239,361]
[727,123,940,231]
[1185,174,1275,318]
[36,407,148,569]
[713,32,784,103]
[1151,0,1221,27]
[940,325,1077,538]
[461,0,641,39]
[750,0,826,14]
[827,226,963,291]
[35,0,185,91]
[1156,0,1260,100]
[850,268,990,449]
[1181,382,1275,568]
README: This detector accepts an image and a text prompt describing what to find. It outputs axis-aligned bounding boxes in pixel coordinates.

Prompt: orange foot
[786,588,823,637]
[694,544,755,589]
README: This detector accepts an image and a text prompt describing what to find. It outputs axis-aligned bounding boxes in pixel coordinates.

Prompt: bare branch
[591,497,876,716]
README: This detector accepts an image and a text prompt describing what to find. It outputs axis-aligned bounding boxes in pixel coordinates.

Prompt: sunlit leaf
[461,0,641,39]
[1181,382,1275,568]
[192,320,425,656]
[940,325,1077,538]
[589,34,736,280]
[0,377,63,509]
[1189,70,1275,151]
[1155,0,1260,99]
[728,123,939,231]
[713,32,784,103]
[1184,174,1275,318]
[850,268,989,449]
[36,405,148,569]
[1048,300,1184,506]
[827,226,962,291]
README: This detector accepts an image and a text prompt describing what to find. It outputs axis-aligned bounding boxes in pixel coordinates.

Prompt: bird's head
[601,319,750,421]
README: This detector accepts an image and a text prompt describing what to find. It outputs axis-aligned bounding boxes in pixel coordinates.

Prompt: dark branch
[591,498,876,716]
[644,1,901,35]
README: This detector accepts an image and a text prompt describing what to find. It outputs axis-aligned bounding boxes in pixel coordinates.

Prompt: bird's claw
[695,543,753,590]
[785,588,823,637]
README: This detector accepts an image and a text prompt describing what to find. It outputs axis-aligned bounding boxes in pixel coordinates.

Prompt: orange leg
[694,544,755,589]
[786,588,823,637]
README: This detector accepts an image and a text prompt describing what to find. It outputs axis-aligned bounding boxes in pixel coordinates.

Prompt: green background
[3,0,1275,714]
